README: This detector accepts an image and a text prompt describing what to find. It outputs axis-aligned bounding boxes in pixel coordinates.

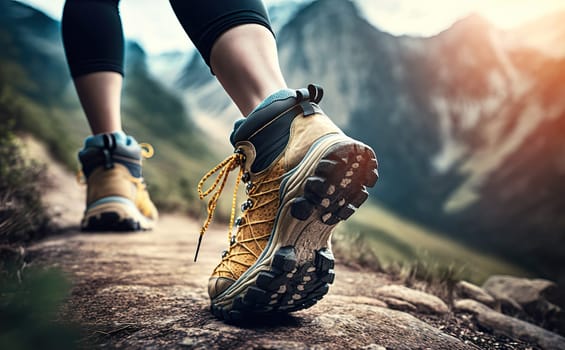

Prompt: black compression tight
[61,0,273,78]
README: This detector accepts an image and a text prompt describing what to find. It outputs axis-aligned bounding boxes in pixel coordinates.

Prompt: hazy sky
[20,0,565,54]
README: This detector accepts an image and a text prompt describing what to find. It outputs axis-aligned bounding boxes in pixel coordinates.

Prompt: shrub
[0,119,50,244]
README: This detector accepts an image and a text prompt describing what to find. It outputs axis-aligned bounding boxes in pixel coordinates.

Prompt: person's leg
[62,0,124,135]
[169,0,286,116]
[210,24,287,116]
[61,0,157,231]
[171,0,378,321]
[73,72,123,134]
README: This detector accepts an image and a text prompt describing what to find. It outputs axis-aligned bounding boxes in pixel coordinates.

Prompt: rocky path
[24,139,565,349]
[29,216,470,350]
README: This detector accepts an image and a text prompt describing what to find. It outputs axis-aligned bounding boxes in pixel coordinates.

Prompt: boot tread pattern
[211,246,335,322]
[211,141,378,322]
[292,142,378,225]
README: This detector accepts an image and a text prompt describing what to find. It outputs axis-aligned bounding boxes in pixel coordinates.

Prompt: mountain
[0,0,213,211]
[0,0,67,101]
[419,15,565,280]
[452,58,565,276]
[148,50,192,90]
[268,0,312,33]
[507,10,565,58]
[176,0,565,284]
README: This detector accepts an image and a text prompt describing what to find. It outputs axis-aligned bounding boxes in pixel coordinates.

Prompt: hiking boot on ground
[197,84,378,321]
[79,131,158,231]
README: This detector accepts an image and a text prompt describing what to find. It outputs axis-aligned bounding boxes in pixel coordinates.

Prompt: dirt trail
[31,216,475,350]
[21,138,504,349]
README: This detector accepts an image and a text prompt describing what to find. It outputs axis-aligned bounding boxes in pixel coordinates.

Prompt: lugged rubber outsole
[82,212,142,232]
[291,143,378,225]
[210,139,378,322]
[211,246,335,322]
[81,201,154,232]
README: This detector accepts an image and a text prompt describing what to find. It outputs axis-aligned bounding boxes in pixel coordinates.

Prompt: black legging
[61,0,273,78]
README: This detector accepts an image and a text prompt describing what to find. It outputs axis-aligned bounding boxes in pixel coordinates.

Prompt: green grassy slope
[334,202,529,284]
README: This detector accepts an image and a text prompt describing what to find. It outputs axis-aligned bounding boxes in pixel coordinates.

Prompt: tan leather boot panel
[284,112,342,170]
[86,164,136,204]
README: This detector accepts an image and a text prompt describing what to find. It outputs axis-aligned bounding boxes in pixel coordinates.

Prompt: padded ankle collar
[230,84,325,173]
[83,131,134,148]
[79,132,143,178]
[231,84,324,146]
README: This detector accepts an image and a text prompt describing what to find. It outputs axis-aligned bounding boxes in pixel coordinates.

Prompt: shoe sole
[210,134,378,321]
[81,201,155,232]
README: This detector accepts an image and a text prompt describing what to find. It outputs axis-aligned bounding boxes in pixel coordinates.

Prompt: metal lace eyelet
[241,199,254,211]
[230,235,236,246]
[245,182,254,194]
[222,250,228,258]
[234,148,246,164]
[235,217,245,226]
[242,172,251,183]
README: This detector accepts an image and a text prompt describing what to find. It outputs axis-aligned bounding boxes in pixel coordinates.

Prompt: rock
[380,297,418,313]
[497,295,525,316]
[454,299,492,314]
[327,295,387,308]
[483,276,558,305]
[375,285,449,314]
[455,281,496,307]
[455,299,565,350]
[477,307,565,350]
[360,345,386,350]
[456,290,523,317]
[249,340,309,349]
[483,275,564,333]
[309,306,472,349]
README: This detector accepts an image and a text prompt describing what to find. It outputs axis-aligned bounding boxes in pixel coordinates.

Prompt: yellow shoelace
[139,143,154,158]
[195,151,245,262]
[215,175,282,277]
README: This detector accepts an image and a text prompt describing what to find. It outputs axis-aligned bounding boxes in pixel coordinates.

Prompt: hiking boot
[79,131,158,231]
[197,84,378,321]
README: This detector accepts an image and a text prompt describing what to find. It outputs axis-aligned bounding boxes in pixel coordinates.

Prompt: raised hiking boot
[79,131,158,231]
[197,84,378,322]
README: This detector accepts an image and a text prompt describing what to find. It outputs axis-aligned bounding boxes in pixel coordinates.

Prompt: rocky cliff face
[175,0,565,284]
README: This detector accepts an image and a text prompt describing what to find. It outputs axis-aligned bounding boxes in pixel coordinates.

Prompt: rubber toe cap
[208,276,235,299]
